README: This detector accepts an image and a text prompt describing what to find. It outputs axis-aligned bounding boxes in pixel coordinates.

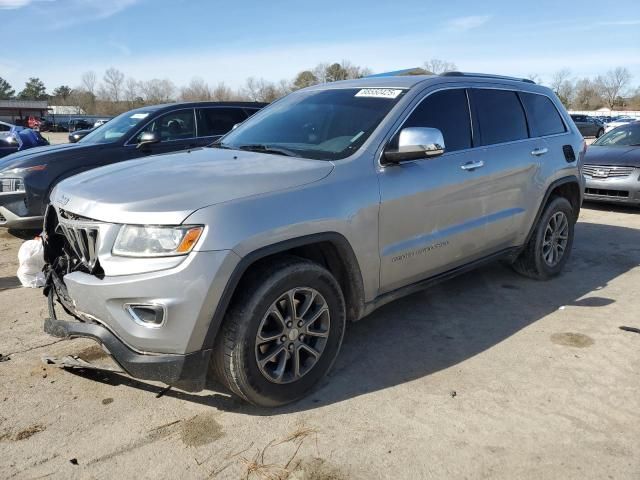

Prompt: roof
[306,71,543,92]
[0,99,48,110]
[133,101,269,112]
[307,75,437,90]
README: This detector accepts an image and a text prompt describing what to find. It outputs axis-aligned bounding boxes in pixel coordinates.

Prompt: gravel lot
[1,205,639,479]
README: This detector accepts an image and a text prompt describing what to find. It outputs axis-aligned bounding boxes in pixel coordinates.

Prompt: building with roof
[0,100,49,124]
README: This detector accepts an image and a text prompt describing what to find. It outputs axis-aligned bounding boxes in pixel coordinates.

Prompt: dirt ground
[0,204,639,479]
[41,132,70,145]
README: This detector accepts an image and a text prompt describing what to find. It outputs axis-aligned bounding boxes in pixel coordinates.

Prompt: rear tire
[596,128,604,138]
[512,196,575,280]
[211,256,346,407]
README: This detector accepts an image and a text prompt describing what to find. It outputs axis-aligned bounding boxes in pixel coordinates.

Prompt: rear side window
[520,93,566,137]
[196,107,248,137]
[402,89,472,152]
[471,89,528,146]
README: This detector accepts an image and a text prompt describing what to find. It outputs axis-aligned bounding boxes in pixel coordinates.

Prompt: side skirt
[361,246,521,317]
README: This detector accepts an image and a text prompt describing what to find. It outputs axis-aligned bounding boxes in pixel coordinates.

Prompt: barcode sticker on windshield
[130,113,149,119]
[355,88,402,99]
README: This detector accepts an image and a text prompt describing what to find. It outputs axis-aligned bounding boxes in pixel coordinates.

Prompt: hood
[584,145,640,167]
[0,142,101,170]
[51,147,334,224]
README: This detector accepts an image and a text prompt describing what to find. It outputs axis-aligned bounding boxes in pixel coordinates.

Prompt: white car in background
[604,117,638,133]
[0,120,18,132]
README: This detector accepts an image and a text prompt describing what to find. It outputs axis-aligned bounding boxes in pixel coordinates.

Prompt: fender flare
[523,175,582,247]
[201,232,366,349]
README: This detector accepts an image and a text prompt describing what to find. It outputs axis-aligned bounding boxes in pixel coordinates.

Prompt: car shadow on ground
[0,276,22,291]
[582,201,638,214]
[64,221,640,415]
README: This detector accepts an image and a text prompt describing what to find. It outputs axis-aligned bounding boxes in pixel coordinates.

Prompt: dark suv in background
[0,101,266,228]
[570,114,604,138]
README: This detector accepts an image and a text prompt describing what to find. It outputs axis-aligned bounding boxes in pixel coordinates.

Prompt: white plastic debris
[17,237,46,288]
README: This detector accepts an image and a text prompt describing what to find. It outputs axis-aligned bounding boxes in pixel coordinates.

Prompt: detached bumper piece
[43,271,211,392]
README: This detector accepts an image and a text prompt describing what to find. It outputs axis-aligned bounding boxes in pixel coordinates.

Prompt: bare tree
[423,59,457,74]
[139,78,175,104]
[211,82,235,101]
[549,69,574,107]
[81,71,97,96]
[596,67,632,109]
[526,73,541,84]
[180,78,212,101]
[242,77,280,102]
[102,67,125,102]
[573,78,602,110]
[124,78,141,107]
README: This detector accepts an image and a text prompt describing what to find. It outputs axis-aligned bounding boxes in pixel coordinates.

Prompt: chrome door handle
[461,160,484,171]
[531,147,548,156]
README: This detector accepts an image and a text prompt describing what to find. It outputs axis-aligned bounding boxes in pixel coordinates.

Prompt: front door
[133,108,198,155]
[378,88,489,293]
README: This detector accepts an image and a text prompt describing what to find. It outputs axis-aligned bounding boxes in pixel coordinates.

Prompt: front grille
[583,165,635,178]
[58,221,100,270]
[585,188,629,198]
[0,212,6,223]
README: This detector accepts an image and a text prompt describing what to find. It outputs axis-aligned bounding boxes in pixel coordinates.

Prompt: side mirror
[382,127,445,164]
[136,131,160,149]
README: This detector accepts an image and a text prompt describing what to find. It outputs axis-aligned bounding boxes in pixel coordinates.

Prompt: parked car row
[570,114,639,137]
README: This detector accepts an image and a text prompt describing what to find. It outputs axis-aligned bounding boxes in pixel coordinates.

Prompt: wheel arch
[524,175,582,247]
[201,232,366,350]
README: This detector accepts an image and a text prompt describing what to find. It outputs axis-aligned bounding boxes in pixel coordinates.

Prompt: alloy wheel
[542,211,569,267]
[255,287,330,384]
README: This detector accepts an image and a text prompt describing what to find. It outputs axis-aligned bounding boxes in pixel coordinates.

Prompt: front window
[219,88,406,160]
[136,109,195,142]
[592,123,640,147]
[79,110,154,144]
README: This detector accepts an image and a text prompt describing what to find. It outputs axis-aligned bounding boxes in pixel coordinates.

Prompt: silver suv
[42,73,585,406]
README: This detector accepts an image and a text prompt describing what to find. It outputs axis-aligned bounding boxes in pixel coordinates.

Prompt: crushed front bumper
[44,271,212,391]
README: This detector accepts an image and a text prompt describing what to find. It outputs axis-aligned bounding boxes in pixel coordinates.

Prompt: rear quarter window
[471,89,528,146]
[520,92,566,137]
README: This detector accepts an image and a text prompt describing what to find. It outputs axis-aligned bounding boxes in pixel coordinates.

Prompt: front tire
[512,196,575,280]
[211,256,346,406]
[596,128,604,138]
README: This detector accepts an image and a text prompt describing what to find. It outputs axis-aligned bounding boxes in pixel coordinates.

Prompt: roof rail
[366,68,430,78]
[440,71,536,84]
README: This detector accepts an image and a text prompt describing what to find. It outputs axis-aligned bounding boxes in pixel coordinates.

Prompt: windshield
[593,123,640,146]
[219,88,406,160]
[79,110,153,144]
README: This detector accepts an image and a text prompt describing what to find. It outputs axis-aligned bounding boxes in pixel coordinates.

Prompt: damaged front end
[42,205,104,318]
[41,205,210,392]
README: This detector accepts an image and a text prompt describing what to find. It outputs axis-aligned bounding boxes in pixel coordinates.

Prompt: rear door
[466,87,541,247]
[194,107,249,147]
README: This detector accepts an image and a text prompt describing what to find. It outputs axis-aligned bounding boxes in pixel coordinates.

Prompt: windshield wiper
[209,141,232,149]
[235,144,296,157]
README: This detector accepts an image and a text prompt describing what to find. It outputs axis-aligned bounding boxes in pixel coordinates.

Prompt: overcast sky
[1,0,639,92]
